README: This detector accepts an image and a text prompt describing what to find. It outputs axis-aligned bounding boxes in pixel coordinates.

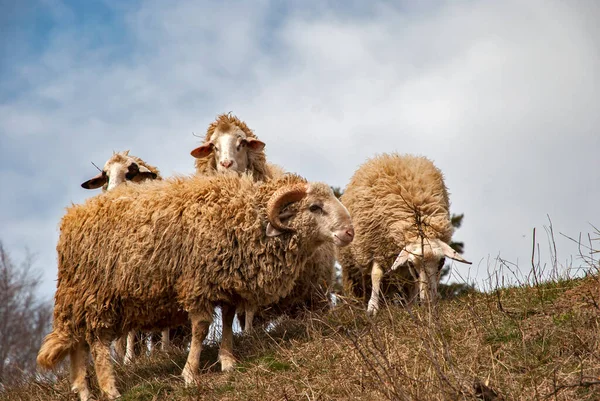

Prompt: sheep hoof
[366,303,379,316]
[73,387,93,401]
[106,389,121,400]
[220,355,236,372]
[182,366,196,386]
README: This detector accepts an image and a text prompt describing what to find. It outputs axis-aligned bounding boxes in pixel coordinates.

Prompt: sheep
[81,150,168,364]
[338,153,470,316]
[37,172,354,401]
[192,112,268,179]
[191,113,338,331]
[80,150,159,192]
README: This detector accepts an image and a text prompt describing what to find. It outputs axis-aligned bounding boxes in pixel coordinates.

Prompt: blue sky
[1,0,599,299]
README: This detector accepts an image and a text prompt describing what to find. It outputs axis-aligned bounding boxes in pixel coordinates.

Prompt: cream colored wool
[82,151,165,362]
[339,153,453,301]
[193,114,336,324]
[38,173,337,370]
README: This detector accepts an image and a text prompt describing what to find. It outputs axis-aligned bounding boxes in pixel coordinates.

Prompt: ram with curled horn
[38,172,353,401]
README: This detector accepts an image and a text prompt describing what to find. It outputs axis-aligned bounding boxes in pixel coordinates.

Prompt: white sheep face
[191,128,265,173]
[266,183,355,247]
[305,185,355,247]
[81,151,157,192]
[391,239,448,303]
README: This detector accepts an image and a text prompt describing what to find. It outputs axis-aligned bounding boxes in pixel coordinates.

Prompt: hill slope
[3,275,600,401]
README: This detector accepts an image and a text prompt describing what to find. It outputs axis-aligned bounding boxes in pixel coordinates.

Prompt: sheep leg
[219,304,236,371]
[114,335,126,362]
[405,282,419,306]
[367,261,383,316]
[161,329,170,351]
[70,341,92,401]
[236,305,246,332]
[244,304,257,332]
[182,312,212,386]
[124,330,136,364]
[418,267,431,303]
[91,336,121,400]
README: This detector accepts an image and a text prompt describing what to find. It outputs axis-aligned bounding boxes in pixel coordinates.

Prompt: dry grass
[2,272,600,401]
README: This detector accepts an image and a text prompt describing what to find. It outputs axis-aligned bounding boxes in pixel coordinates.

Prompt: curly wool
[339,153,453,299]
[194,113,269,181]
[193,117,335,320]
[44,173,327,360]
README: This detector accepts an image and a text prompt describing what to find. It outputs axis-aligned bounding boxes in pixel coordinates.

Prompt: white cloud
[1,0,599,297]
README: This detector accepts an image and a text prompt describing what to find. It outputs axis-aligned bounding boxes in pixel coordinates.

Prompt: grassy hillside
[3,275,600,401]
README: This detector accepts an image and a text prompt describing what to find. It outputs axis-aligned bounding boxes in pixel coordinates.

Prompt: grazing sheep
[338,153,470,315]
[191,113,337,331]
[81,150,168,364]
[37,173,354,401]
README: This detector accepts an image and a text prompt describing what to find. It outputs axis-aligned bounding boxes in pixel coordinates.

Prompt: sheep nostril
[220,160,233,168]
[346,227,355,239]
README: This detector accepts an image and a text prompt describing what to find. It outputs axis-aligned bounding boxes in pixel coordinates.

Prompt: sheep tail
[37,328,74,369]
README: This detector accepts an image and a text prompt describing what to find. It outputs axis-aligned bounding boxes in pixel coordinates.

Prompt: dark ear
[81,172,107,189]
[137,165,157,180]
[125,162,140,180]
[131,165,158,182]
[190,143,214,158]
[246,138,265,151]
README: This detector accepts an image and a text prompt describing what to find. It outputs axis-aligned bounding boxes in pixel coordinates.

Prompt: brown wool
[38,173,332,369]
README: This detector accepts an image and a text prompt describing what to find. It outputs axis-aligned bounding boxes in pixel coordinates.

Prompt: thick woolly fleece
[339,153,453,299]
[194,115,336,320]
[38,173,330,369]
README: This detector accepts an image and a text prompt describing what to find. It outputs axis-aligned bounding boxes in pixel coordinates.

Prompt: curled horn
[266,183,309,233]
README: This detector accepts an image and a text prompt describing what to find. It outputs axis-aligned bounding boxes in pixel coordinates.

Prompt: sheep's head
[265,182,354,248]
[390,239,471,303]
[81,150,158,192]
[191,118,265,173]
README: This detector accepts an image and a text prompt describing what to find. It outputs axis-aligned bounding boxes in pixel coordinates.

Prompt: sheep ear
[131,165,157,182]
[246,138,265,151]
[81,172,107,189]
[190,143,214,158]
[439,241,471,264]
[138,165,157,179]
[391,249,411,270]
[266,222,283,237]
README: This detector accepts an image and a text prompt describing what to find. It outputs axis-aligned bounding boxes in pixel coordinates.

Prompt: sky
[1,0,599,300]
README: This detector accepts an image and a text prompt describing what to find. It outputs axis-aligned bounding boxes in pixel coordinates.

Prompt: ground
[3,275,600,400]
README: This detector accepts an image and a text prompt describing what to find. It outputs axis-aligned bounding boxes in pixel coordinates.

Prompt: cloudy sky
[1,0,599,299]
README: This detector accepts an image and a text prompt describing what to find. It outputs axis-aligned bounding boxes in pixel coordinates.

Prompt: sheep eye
[309,204,322,213]
[237,141,246,150]
[125,163,140,180]
[214,146,220,152]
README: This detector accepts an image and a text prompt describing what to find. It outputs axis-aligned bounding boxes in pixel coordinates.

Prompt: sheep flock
[37,113,470,401]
